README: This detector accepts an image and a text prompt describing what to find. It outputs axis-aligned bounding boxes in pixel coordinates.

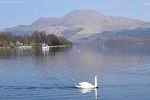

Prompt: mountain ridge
[2,10,150,42]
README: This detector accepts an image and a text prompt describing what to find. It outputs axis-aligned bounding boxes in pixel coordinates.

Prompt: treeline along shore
[0,31,72,48]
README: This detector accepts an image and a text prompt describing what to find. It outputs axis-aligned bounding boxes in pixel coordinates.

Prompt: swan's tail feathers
[75,85,81,88]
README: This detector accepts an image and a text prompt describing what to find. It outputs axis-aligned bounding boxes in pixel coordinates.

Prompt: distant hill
[2,10,150,43]
[78,28,150,47]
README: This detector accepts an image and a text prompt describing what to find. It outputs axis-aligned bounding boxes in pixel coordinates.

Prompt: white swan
[75,76,98,89]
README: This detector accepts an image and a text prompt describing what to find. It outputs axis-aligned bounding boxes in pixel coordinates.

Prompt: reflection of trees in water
[0,48,33,58]
[0,47,71,58]
[0,48,13,58]
[49,47,70,55]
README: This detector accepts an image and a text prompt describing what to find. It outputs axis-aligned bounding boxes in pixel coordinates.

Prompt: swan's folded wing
[79,82,93,87]
[79,82,87,85]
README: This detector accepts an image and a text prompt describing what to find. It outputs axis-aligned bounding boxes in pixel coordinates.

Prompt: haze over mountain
[2,10,150,43]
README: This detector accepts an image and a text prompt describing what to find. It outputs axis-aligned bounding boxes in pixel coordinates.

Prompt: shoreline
[48,45,71,48]
[0,45,71,49]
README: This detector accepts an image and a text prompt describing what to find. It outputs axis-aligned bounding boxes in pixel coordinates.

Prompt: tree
[0,31,72,47]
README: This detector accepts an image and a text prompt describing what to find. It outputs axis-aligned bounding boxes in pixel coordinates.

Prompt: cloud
[88,7,129,13]
[144,2,150,8]
[0,0,23,4]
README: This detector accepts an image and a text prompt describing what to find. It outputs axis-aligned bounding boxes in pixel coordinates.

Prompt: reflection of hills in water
[0,47,71,58]
[101,45,150,55]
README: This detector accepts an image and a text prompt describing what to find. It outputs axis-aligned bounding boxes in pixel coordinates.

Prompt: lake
[0,45,150,100]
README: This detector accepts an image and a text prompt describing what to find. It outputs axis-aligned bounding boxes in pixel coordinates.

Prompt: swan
[75,76,98,89]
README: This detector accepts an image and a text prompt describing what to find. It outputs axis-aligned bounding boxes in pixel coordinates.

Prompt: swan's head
[95,76,98,79]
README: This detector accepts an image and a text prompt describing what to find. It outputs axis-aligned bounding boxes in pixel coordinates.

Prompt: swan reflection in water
[78,88,99,100]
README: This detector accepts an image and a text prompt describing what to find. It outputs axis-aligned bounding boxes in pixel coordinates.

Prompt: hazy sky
[0,0,150,29]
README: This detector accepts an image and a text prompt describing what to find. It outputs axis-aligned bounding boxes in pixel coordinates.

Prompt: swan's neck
[95,77,98,88]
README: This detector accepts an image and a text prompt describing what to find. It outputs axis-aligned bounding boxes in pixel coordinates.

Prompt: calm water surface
[0,46,150,100]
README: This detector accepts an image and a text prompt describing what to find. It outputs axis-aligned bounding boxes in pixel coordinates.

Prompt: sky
[0,0,150,29]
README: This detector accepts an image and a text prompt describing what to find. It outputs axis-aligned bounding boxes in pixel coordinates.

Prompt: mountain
[2,10,150,42]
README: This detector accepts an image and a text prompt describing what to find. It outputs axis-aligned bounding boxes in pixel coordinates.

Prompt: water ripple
[0,85,76,90]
